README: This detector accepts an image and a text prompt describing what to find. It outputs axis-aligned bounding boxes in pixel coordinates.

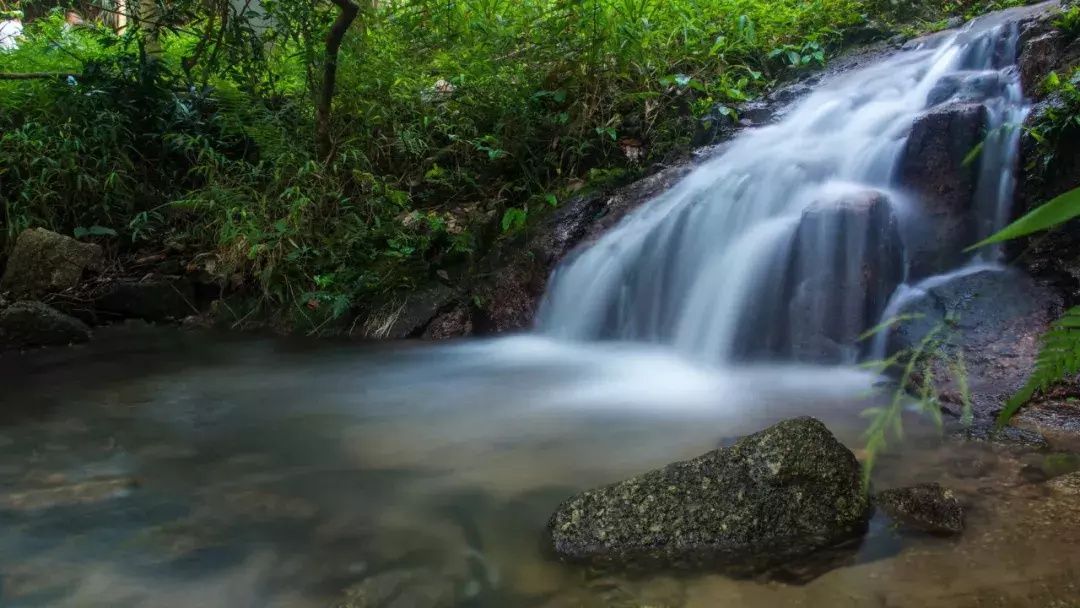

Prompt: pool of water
[0,325,1077,607]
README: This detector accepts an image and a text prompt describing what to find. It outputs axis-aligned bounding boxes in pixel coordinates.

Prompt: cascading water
[536,14,1031,365]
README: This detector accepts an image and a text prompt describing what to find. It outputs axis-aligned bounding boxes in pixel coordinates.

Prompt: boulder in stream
[546,417,870,577]
[785,189,904,363]
[895,102,988,278]
[872,483,964,535]
[0,300,91,349]
[0,228,102,298]
[886,268,1062,418]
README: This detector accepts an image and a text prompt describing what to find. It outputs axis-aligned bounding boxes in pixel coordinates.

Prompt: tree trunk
[316,0,360,162]
[138,0,161,62]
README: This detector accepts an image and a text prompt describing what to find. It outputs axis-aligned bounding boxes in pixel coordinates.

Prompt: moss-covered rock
[0,300,90,349]
[546,417,869,576]
[873,483,964,536]
[0,228,102,298]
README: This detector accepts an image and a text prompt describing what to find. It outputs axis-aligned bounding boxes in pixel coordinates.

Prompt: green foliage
[998,307,1080,425]
[858,315,973,485]
[967,185,1080,250]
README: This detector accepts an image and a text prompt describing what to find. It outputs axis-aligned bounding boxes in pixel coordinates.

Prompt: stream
[0,325,1079,607]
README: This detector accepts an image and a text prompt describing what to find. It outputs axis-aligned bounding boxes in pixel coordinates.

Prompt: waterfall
[536,15,1029,366]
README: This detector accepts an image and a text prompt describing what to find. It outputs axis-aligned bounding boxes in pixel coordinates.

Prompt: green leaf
[962,141,984,167]
[966,185,1080,251]
[501,207,527,232]
[545,194,558,207]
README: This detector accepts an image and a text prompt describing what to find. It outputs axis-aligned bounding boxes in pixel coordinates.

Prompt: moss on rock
[546,417,869,576]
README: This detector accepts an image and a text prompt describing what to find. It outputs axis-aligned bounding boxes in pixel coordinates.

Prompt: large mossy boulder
[0,300,90,349]
[546,417,869,577]
[0,228,102,298]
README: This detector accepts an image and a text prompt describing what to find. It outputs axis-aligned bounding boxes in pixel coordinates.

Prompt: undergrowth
[0,0,1030,331]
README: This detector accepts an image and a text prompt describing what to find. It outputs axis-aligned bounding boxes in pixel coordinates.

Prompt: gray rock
[873,483,964,535]
[422,305,472,340]
[886,269,1062,418]
[547,417,869,576]
[93,278,197,322]
[360,284,457,339]
[948,424,1051,452]
[1018,30,1068,97]
[0,300,91,349]
[894,102,988,278]
[0,228,102,298]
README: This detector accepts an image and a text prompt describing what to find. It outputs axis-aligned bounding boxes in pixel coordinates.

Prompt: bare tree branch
[316,0,360,161]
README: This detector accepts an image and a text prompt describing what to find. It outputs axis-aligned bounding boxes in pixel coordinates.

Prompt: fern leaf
[998,306,1080,425]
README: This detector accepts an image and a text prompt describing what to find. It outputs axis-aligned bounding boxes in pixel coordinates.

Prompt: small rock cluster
[0,228,203,353]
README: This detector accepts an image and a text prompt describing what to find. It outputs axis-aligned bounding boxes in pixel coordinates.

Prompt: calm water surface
[0,325,1077,607]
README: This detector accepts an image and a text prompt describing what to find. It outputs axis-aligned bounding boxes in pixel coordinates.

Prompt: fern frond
[998,306,1080,425]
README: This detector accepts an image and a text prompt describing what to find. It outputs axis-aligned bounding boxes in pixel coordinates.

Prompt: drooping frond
[999,306,1080,424]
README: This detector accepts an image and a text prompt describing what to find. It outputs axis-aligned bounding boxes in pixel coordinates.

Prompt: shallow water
[1,326,1078,607]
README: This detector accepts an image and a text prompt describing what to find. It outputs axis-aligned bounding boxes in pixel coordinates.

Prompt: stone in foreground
[0,228,102,298]
[0,301,91,349]
[546,417,869,576]
[873,483,964,536]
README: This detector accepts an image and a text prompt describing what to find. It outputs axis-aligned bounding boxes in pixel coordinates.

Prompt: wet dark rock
[529,193,607,268]
[359,284,458,339]
[422,305,473,340]
[896,102,988,278]
[0,301,91,349]
[887,269,1062,416]
[473,263,539,335]
[92,278,197,322]
[0,228,102,298]
[948,423,1051,452]
[1016,398,1080,435]
[547,417,869,577]
[844,23,894,46]
[335,568,453,608]
[946,455,996,479]
[1013,92,1080,305]
[873,483,964,535]
[1020,464,1050,483]
[1019,29,1070,97]
[784,189,904,363]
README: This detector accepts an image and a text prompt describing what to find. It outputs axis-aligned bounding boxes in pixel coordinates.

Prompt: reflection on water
[0,326,1078,607]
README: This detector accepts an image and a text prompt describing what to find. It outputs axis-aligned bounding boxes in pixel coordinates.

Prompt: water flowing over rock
[1,228,102,298]
[546,417,869,578]
[783,189,904,363]
[537,11,1034,364]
